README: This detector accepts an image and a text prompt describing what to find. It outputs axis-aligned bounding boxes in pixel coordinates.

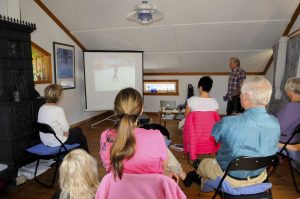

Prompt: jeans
[226,95,244,115]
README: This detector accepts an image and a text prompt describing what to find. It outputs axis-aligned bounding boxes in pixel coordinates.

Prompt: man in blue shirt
[197,76,280,187]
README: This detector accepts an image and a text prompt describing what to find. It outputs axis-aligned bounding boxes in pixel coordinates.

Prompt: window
[32,42,52,84]
[143,80,178,96]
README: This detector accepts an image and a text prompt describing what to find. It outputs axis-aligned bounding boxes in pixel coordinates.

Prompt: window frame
[32,42,52,84]
[143,80,179,96]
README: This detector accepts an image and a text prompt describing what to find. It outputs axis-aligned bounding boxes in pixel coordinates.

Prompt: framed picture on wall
[53,42,75,89]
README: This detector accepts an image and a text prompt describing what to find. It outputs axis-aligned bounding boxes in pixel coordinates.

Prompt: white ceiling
[41,0,300,73]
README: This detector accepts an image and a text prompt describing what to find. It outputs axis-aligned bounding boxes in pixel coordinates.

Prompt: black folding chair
[26,122,79,187]
[212,155,279,199]
[278,123,300,193]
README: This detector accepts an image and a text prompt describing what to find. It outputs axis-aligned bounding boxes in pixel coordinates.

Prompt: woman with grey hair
[277,77,300,143]
[277,77,300,171]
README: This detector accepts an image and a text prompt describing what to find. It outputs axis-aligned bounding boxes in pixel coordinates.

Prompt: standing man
[224,57,246,115]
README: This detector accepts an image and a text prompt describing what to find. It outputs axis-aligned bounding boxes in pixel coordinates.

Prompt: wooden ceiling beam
[144,72,263,76]
[33,0,87,51]
[282,3,300,37]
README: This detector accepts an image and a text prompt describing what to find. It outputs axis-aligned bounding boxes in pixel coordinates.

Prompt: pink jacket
[183,111,220,160]
[95,173,186,199]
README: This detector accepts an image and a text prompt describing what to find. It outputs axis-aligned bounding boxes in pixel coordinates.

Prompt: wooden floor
[2,112,300,199]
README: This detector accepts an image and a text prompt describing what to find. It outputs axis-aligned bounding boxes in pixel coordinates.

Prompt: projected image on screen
[93,59,135,91]
[84,51,143,111]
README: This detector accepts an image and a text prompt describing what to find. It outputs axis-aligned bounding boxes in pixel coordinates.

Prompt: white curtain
[274,36,289,100]
[297,53,300,77]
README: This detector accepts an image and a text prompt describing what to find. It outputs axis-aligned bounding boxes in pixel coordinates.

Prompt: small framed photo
[53,42,75,89]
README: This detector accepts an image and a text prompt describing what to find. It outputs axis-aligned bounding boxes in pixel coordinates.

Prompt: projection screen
[83,51,143,111]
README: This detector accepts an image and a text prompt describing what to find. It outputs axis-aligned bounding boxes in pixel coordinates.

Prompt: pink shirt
[100,128,168,174]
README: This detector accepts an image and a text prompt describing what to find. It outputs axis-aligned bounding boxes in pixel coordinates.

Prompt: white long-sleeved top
[38,104,69,147]
[187,96,219,112]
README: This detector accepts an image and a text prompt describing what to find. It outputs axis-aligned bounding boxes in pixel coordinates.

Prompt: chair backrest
[277,123,300,193]
[33,122,55,135]
[140,123,170,139]
[226,155,279,172]
[294,123,300,135]
[33,122,66,150]
[183,111,220,159]
[279,123,300,154]
[213,155,279,198]
[95,173,186,199]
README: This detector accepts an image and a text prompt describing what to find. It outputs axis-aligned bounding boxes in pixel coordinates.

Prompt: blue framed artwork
[53,42,75,89]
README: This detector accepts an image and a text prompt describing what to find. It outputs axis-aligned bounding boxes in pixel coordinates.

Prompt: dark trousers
[65,127,89,153]
[226,95,244,116]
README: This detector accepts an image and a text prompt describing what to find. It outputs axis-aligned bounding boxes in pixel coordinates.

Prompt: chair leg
[187,153,197,166]
[34,159,40,180]
[34,158,51,187]
[264,176,273,199]
[34,158,58,188]
[50,156,60,187]
[212,190,218,199]
[287,158,300,193]
[268,187,273,199]
[187,153,192,165]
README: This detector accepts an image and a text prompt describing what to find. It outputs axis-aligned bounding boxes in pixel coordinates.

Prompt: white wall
[144,75,263,115]
[20,1,102,124]
[0,0,7,16]
[0,0,20,19]
[265,62,274,83]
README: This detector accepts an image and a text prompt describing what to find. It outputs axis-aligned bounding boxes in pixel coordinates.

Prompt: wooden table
[159,109,185,127]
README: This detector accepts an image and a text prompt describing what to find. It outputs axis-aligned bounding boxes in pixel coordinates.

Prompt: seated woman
[185,76,219,116]
[52,149,99,199]
[277,77,300,171]
[38,84,89,152]
[99,88,199,187]
[183,76,220,160]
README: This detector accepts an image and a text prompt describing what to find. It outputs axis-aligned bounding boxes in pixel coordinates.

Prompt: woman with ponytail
[99,88,179,182]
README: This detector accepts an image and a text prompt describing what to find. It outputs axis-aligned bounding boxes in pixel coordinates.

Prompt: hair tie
[119,113,138,119]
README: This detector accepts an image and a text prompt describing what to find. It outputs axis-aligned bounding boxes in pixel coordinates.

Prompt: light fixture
[127,1,163,25]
